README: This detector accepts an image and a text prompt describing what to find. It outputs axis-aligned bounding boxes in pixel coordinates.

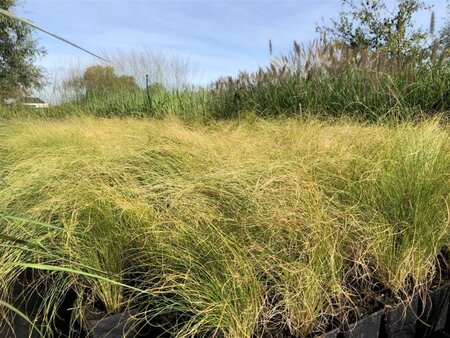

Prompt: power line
[0,8,109,62]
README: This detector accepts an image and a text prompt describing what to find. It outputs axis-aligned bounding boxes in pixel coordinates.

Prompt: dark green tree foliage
[0,0,46,99]
[317,0,429,56]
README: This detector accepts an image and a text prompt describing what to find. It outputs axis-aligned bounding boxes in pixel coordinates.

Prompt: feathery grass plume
[206,36,449,120]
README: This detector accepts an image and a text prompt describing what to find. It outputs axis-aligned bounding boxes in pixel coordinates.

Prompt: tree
[0,0,46,99]
[83,65,139,97]
[317,0,429,56]
[65,65,140,100]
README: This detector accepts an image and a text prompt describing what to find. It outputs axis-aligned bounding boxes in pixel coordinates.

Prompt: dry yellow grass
[0,116,449,337]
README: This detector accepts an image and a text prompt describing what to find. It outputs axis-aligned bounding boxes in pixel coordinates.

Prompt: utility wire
[0,8,109,62]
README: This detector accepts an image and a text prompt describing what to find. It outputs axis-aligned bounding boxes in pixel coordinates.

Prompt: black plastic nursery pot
[85,309,168,338]
[0,289,80,338]
[0,314,42,338]
[0,270,44,338]
[0,269,81,338]
[86,311,140,338]
[415,283,450,338]
[380,294,419,338]
[342,308,384,338]
[317,327,341,338]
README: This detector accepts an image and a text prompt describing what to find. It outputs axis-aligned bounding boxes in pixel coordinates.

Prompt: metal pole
[145,74,152,113]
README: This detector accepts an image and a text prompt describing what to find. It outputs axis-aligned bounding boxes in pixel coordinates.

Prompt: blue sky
[16,0,449,86]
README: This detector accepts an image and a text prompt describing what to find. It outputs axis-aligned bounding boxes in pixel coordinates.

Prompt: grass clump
[0,116,449,336]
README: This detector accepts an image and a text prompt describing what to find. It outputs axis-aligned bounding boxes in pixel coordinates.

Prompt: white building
[3,97,49,109]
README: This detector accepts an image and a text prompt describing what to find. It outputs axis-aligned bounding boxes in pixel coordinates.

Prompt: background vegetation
[0,0,46,99]
[2,0,448,122]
